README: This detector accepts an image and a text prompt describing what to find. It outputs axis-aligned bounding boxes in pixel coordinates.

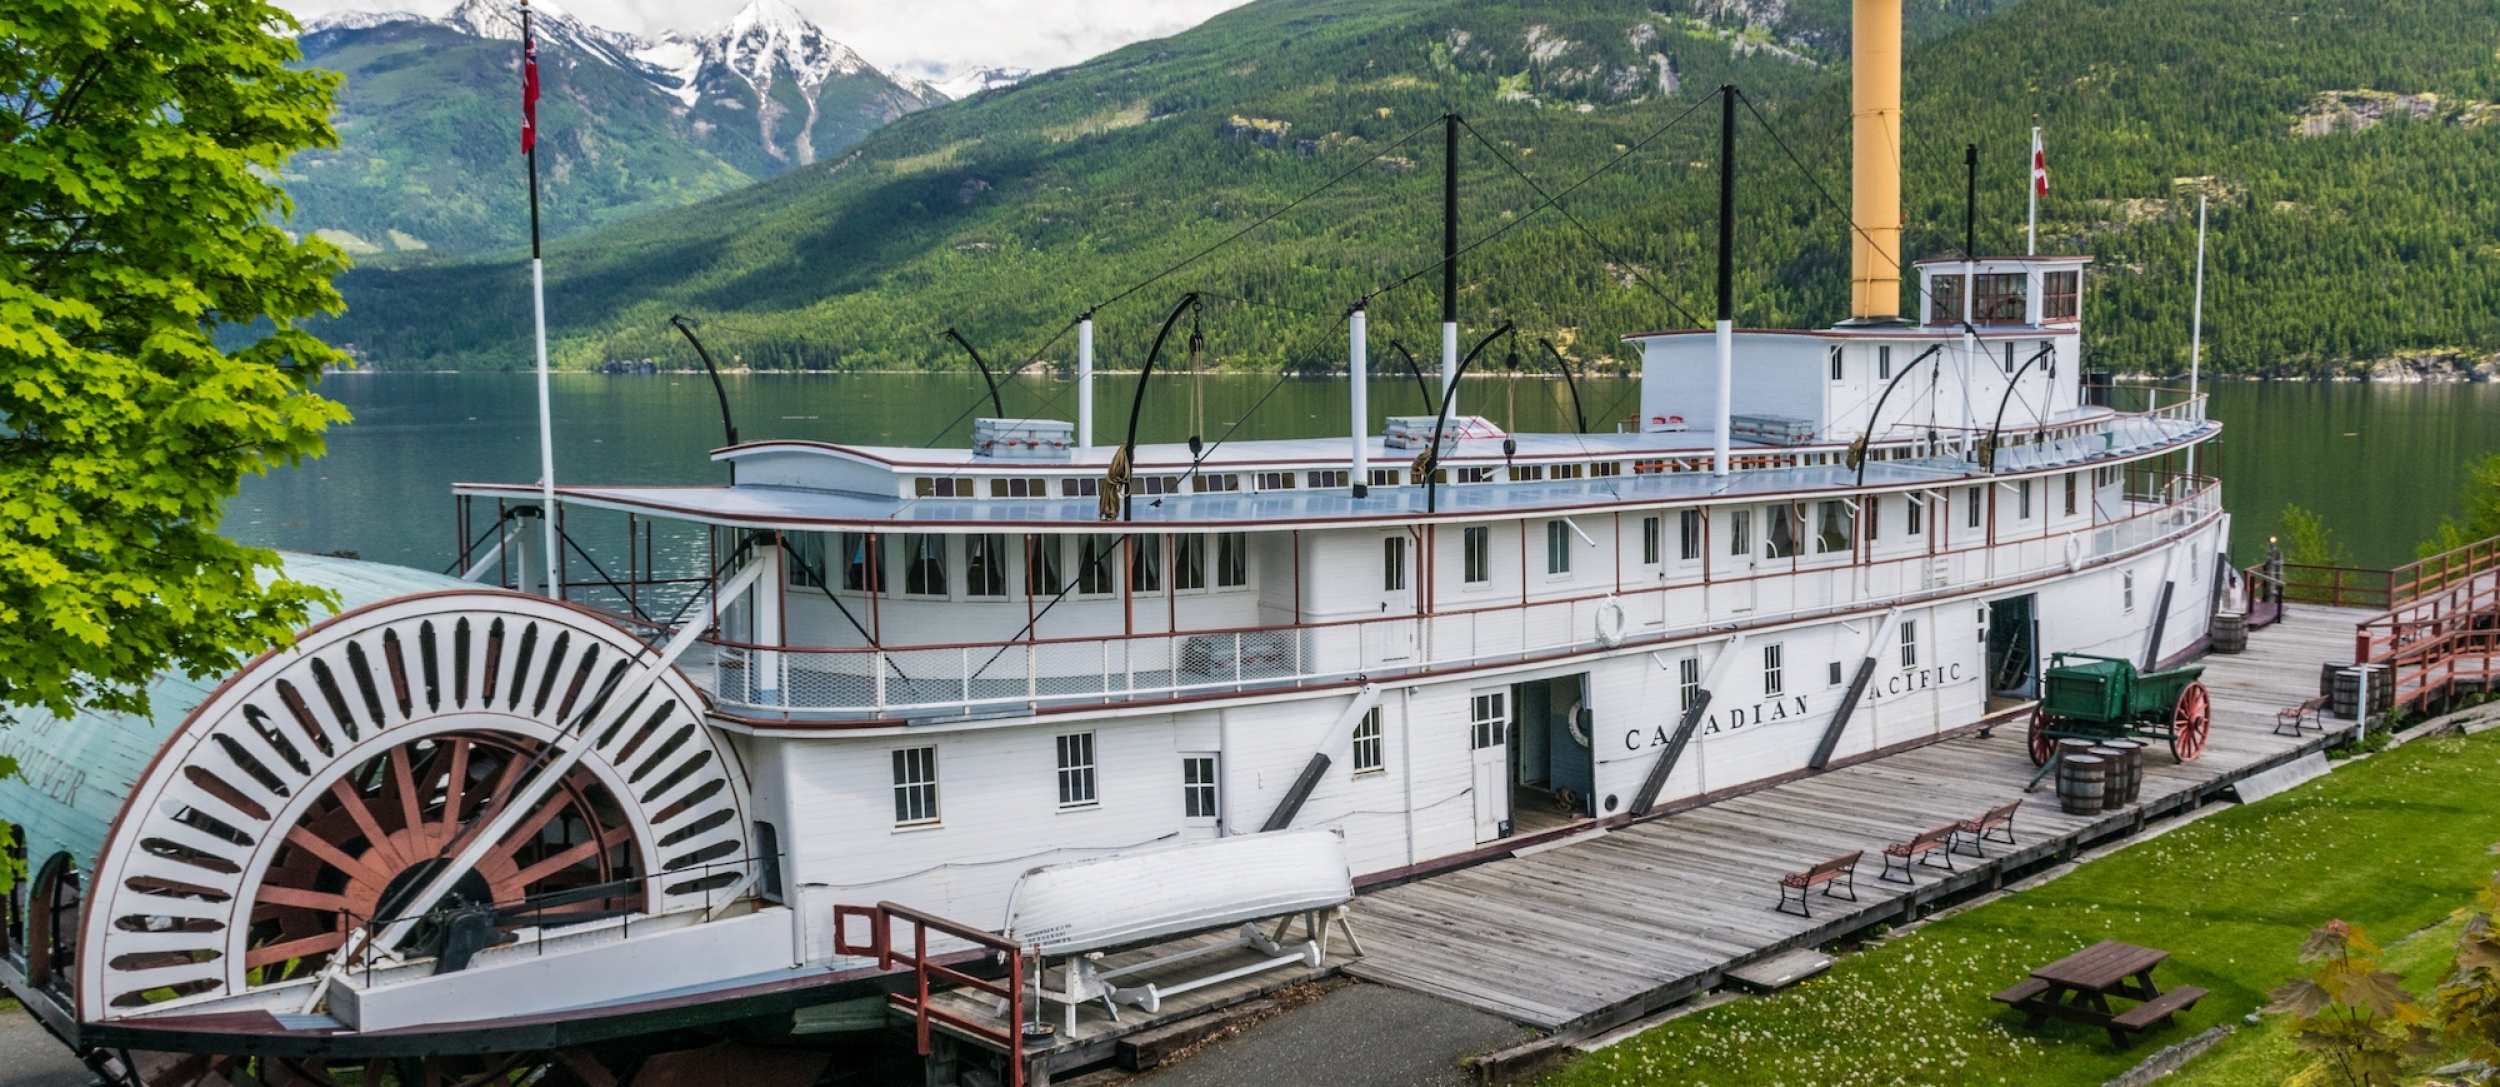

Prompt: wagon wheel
[2028,706,2057,766]
[2169,681,2212,762]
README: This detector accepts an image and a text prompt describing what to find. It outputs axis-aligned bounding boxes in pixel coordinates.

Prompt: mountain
[284,0,940,256]
[323,0,2500,379]
[929,66,1035,101]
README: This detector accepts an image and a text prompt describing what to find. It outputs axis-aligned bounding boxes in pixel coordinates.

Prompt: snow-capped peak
[297,8,425,35]
[929,66,1032,101]
[438,0,654,73]
[706,0,872,96]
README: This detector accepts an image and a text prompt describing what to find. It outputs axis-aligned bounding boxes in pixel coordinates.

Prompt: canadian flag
[2031,128,2049,196]
[520,11,540,154]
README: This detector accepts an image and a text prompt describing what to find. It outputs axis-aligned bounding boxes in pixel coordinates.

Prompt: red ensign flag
[2031,131,2049,195]
[520,20,540,154]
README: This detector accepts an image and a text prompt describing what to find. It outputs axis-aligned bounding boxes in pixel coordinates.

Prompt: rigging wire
[1458,117,1709,331]
[1734,89,1966,325]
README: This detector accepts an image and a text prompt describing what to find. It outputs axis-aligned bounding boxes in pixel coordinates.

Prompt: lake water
[229,373,2500,575]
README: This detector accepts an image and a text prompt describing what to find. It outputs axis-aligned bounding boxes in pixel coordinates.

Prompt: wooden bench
[2276,694,2330,736]
[1774,851,1861,919]
[2109,984,2208,1032]
[1954,799,2023,858]
[1879,824,1961,885]
[1989,978,2050,1006]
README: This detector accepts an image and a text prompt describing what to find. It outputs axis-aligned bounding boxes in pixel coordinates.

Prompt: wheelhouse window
[1545,520,1572,575]
[1641,516,1662,565]
[2043,270,2081,320]
[965,533,1008,597]
[1463,526,1491,584]
[1765,504,1798,560]
[1056,733,1097,808]
[841,533,883,592]
[902,534,948,596]
[1077,535,1119,595]
[789,532,827,588]
[1928,274,1962,325]
[1351,708,1384,775]
[1383,536,1408,592]
[1129,535,1162,592]
[1975,272,2027,324]
[1815,500,1854,554]
[1174,533,1207,591]
[1027,536,1065,596]
[893,747,939,826]
[1763,643,1785,697]
[1217,532,1248,588]
[1680,509,1702,561]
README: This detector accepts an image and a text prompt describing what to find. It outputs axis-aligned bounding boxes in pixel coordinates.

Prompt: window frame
[1545,520,1572,576]
[1641,515,1663,566]
[1383,535,1409,593]
[1901,620,1919,668]
[1055,732,1098,809]
[1678,509,1703,562]
[1462,525,1492,586]
[901,533,949,598]
[1350,707,1385,776]
[965,532,1009,597]
[892,746,940,827]
[1763,643,1785,697]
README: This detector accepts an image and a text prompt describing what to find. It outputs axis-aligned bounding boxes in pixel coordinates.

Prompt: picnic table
[1991,940,2207,1046]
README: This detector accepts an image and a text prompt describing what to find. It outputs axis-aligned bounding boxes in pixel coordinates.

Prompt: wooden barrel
[2113,740,2149,804]
[2057,756,2107,815]
[2212,612,2248,654]
[2088,745,2140,809]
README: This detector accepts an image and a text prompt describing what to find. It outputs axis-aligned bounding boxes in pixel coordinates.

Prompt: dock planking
[1343,605,2369,1034]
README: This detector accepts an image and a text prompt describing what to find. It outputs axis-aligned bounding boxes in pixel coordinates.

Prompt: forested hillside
[317,0,2500,377]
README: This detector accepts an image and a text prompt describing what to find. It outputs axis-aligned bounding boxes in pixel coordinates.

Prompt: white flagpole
[2186,193,2208,477]
[2027,126,2041,256]
[524,0,559,599]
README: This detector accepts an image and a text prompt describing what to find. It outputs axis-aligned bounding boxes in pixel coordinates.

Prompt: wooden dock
[1342,605,2368,1035]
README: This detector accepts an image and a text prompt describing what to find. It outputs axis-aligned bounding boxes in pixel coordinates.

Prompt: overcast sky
[279,0,1251,81]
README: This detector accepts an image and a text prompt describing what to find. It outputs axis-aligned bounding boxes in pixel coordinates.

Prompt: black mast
[1964,143,1979,259]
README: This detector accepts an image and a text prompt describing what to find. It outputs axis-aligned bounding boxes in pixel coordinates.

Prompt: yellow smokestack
[1850,0,1903,320]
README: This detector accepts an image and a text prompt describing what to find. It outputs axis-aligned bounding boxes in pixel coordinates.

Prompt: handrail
[836,901,1027,1087]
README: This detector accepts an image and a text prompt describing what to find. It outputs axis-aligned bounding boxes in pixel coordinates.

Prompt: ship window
[1545,521,1572,575]
[1878,344,1893,380]
[1384,536,1408,592]
[902,534,948,596]
[1369,468,1401,487]
[2065,472,2079,516]
[1765,505,1798,560]
[1967,486,1984,529]
[842,533,883,592]
[1056,733,1097,808]
[892,747,939,826]
[1551,463,1583,480]
[1906,495,1925,536]
[1677,657,1701,711]
[1065,478,1100,497]
[1217,532,1249,588]
[1457,466,1496,484]
[966,534,1008,597]
[1470,692,1507,750]
[1129,535,1163,592]
[991,477,1047,498]
[1193,474,1239,493]
[1828,662,1844,686]
[1511,464,1545,482]
[1728,510,1751,557]
[1027,536,1065,596]
[1641,516,1662,565]
[789,532,826,589]
[1464,526,1491,584]
[2044,270,2080,320]
[1256,471,1295,490]
[1901,620,1919,668]
[1679,509,1703,561]
[1307,469,1348,489]
[1078,535,1119,595]
[1866,497,1881,542]
[2018,480,2034,520]
[1174,533,1207,591]
[1182,755,1220,818]
[2124,570,2137,612]
[1591,461,1622,477]
[913,477,975,499]
[1351,708,1384,775]
[2004,342,2018,374]
[1763,643,1785,697]
[1815,500,1854,554]
[1976,273,2028,324]
[1138,475,1183,496]
[1828,345,1844,382]
[1928,274,1963,325]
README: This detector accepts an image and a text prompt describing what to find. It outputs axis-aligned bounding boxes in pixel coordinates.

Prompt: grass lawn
[1541,731,2500,1087]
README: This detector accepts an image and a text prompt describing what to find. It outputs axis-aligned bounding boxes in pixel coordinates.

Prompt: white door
[1469,691,1511,842]
[1378,533,1417,664]
[1181,753,1222,841]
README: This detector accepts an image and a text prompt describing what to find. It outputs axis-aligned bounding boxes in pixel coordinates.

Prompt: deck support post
[1630,633,1747,815]
[1811,609,1903,770]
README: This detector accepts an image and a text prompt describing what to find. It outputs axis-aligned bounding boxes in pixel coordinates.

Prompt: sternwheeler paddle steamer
[1,3,2225,1081]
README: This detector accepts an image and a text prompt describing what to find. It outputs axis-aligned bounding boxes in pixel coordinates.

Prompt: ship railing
[697,480,2223,719]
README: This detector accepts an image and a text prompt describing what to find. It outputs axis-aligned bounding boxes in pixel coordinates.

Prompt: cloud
[279,0,1250,80]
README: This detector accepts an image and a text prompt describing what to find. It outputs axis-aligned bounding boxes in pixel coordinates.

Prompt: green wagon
[2027,653,2213,765]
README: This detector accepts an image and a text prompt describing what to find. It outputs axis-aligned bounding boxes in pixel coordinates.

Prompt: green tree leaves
[2,0,353,718]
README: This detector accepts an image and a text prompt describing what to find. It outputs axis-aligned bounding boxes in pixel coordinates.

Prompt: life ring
[1595,596,1627,648]
[1566,699,1591,747]
[2064,533,2085,572]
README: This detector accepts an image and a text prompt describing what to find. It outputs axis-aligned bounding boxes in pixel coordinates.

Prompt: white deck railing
[693,480,2222,720]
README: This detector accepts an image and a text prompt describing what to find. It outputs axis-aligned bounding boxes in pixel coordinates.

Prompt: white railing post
[874,651,888,715]
[961,647,972,713]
